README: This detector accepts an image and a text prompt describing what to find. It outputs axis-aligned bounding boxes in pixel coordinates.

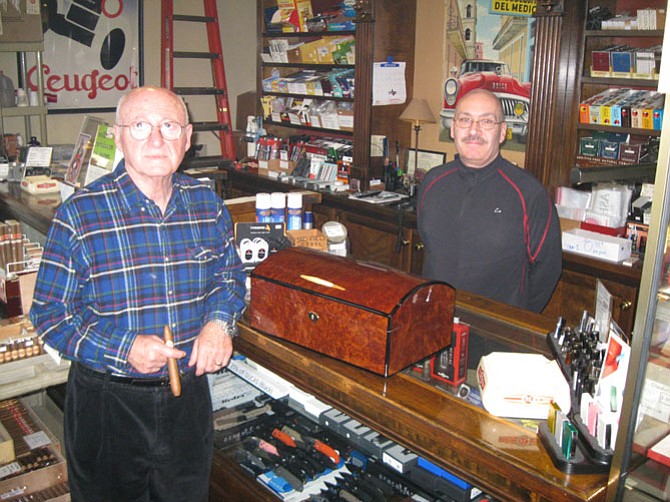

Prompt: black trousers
[65,363,213,502]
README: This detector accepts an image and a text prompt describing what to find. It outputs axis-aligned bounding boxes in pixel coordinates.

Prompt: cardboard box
[225,196,257,225]
[336,109,354,131]
[559,218,582,233]
[286,229,328,250]
[477,352,571,419]
[259,159,297,180]
[562,228,632,263]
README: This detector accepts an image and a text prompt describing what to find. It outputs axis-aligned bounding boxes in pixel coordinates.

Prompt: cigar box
[0,443,67,501]
[249,247,455,376]
[0,399,67,501]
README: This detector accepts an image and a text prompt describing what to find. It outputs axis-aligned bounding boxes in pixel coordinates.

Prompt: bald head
[116,86,189,125]
[455,89,504,123]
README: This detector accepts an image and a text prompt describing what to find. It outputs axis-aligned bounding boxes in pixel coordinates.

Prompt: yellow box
[0,421,14,464]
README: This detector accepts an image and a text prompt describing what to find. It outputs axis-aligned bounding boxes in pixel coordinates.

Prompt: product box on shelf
[286,229,328,250]
[336,107,354,131]
[599,140,620,160]
[579,137,600,157]
[235,222,287,271]
[619,141,650,163]
[562,228,632,263]
[611,50,634,75]
[258,158,297,178]
[249,247,455,376]
[591,46,617,76]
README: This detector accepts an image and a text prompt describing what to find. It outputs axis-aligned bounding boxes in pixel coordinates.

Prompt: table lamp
[399,98,436,175]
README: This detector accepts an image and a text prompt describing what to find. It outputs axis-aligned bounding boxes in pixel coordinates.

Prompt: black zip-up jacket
[417,154,562,312]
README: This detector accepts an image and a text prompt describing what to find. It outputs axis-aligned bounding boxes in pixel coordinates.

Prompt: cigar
[163,325,181,397]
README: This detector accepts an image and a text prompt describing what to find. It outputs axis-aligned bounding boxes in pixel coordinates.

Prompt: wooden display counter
[210,294,608,501]
[0,181,614,500]
[222,168,643,337]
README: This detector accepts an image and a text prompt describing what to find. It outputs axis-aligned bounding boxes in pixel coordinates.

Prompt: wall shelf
[0,38,48,146]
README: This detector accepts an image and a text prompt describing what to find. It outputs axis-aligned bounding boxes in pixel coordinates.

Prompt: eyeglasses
[454,116,502,130]
[116,120,186,141]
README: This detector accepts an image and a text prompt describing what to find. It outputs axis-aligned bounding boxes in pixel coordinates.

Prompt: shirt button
[168,290,173,295]
[164,257,169,262]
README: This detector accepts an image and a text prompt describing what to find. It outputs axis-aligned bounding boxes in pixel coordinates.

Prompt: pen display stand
[539,323,614,474]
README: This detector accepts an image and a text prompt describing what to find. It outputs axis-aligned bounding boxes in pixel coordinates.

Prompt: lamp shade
[399,98,436,125]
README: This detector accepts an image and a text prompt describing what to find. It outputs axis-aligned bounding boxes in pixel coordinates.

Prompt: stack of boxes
[262,67,355,98]
[577,131,656,167]
[253,134,352,184]
[262,35,355,65]
[578,87,662,167]
[261,95,354,133]
[579,89,664,129]
[598,7,666,30]
[590,45,662,79]
[266,0,356,34]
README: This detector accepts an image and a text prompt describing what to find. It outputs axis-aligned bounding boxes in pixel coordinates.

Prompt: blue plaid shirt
[30,160,246,376]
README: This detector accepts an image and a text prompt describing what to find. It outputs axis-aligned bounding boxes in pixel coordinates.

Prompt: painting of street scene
[440,0,537,151]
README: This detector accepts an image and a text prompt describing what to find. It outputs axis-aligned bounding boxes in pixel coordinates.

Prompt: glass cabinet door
[607,70,670,500]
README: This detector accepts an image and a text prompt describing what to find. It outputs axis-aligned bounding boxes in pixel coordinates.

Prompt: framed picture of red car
[439,0,536,151]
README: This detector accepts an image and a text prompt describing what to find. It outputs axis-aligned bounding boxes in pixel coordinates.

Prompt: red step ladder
[161,0,236,167]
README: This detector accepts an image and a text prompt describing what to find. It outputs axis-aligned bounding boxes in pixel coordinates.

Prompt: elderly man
[30,86,246,502]
[417,89,561,313]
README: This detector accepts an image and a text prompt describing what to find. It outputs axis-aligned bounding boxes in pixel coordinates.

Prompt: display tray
[544,330,614,472]
[0,398,67,501]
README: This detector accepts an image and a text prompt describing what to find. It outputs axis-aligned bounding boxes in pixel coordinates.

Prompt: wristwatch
[207,319,236,338]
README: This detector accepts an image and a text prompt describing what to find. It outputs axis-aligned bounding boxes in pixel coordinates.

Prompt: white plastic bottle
[286,192,303,230]
[271,192,286,223]
[255,193,272,223]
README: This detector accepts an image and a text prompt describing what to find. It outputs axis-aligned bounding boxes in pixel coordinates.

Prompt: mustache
[462,134,485,143]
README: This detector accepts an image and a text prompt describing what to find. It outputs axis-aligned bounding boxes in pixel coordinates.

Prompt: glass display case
[606,35,670,498]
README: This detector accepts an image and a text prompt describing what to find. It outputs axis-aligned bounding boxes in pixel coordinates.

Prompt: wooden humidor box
[249,247,455,376]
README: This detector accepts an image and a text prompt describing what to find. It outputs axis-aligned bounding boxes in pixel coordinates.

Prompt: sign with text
[489,0,537,17]
[28,0,142,112]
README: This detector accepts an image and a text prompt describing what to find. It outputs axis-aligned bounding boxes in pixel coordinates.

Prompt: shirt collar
[455,153,502,183]
[112,160,187,214]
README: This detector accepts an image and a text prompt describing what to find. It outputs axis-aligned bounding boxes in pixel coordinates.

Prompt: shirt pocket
[188,246,219,293]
